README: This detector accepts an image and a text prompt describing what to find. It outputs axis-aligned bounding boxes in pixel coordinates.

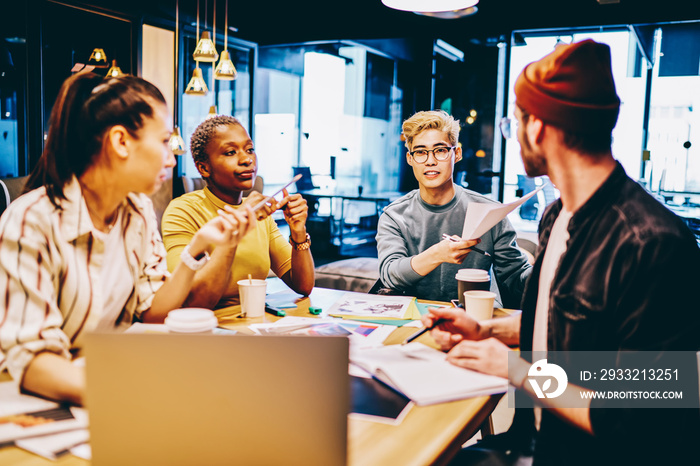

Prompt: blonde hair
[401,110,460,150]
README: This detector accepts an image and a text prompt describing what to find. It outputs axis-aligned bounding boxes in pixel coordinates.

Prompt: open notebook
[350,342,507,406]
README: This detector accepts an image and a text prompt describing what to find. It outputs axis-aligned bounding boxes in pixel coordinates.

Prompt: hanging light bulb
[192,0,217,62]
[215,50,237,80]
[193,31,218,62]
[185,66,208,95]
[87,48,108,67]
[215,0,237,80]
[206,105,218,119]
[169,126,186,155]
[106,59,124,77]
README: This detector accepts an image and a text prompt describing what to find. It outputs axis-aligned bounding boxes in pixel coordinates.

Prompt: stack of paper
[350,343,508,406]
[0,382,89,460]
[250,316,395,348]
[327,292,420,325]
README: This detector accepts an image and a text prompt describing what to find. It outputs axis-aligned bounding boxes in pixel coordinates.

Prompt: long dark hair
[25,72,167,204]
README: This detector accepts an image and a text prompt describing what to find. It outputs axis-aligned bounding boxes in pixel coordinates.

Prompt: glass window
[41,2,134,146]
[0,3,26,177]
[647,23,700,194]
[500,29,648,231]
[255,42,403,200]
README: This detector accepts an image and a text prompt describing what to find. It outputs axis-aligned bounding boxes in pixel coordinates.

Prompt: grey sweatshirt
[376,185,532,308]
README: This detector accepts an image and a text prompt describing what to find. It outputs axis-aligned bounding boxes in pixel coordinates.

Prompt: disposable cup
[463,290,496,321]
[165,308,217,333]
[456,269,491,307]
[237,279,267,317]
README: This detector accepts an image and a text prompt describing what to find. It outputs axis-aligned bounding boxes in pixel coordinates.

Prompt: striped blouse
[0,177,169,381]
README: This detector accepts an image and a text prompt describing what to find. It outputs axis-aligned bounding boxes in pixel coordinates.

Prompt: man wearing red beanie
[423,39,699,465]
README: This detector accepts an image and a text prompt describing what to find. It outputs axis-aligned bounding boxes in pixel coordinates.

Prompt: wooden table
[0,287,510,466]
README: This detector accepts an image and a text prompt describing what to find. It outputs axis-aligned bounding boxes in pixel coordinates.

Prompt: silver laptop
[84,333,350,466]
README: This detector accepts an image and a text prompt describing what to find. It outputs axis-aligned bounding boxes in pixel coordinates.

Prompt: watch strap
[289,233,311,251]
[180,245,210,271]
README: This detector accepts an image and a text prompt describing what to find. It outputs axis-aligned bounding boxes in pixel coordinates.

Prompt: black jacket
[515,163,700,466]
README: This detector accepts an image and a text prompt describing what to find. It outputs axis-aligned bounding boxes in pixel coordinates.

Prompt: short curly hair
[189,115,244,164]
[401,110,460,151]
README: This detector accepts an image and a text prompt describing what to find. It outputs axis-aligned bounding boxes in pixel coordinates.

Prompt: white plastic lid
[165,308,218,333]
[455,269,490,281]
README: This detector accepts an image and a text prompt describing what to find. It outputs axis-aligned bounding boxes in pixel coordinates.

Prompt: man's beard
[520,135,547,177]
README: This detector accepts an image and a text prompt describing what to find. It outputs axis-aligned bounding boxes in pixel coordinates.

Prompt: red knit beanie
[514,39,620,134]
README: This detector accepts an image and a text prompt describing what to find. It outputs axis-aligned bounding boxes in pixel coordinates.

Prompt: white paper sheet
[350,343,508,406]
[0,383,89,443]
[15,427,89,460]
[461,185,546,240]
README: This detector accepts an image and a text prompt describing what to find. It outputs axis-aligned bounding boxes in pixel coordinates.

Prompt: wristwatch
[289,233,311,251]
[180,245,210,271]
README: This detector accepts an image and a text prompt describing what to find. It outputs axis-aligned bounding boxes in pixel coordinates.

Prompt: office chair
[292,166,317,191]
[0,179,10,217]
[517,175,539,221]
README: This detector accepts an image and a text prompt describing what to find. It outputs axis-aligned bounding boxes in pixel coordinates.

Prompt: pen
[251,174,303,212]
[265,304,286,317]
[441,234,491,257]
[401,318,446,345]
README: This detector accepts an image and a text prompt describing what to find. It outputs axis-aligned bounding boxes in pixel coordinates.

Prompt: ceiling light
[87,48,109,67]
[381,0,478,13]
[169,127,186,155]
[215,50,237,80]
[185,67,208,95]
[170,0,188,155]
[193,31,218,62]
[192,0,218,63]
[215,0,237,80]
[414,6,478,19]
[106,59,124,77]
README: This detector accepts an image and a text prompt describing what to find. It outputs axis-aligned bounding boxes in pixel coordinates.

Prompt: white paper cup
[237,279,267,317]
[165,308,217,333]
[456,269,491,307]
[463,290,496,321]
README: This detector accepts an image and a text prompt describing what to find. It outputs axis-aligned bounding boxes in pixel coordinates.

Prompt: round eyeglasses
[409,146,455,164]
[499,117,518,139]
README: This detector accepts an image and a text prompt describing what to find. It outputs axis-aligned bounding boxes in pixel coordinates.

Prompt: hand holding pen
[213,174,303,248]
[401,318,447,345]
[441,233,491,257]
[416,305,484,351]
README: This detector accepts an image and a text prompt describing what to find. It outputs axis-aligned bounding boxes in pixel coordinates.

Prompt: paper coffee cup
[237,279,267,317]
[463,290,496,321]
[165,308,217,333]
[456,269,490,307]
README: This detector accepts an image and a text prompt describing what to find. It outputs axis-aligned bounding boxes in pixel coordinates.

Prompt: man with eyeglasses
[376,110,532,308]
[423,40,699,465]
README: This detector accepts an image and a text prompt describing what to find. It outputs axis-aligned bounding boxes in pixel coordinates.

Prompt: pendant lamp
[106,59,124,77]
[206,105,218,119]
[215,0,237,80]
[87,48,109,67]
[185,67,208,95]
[415,6,478,19]
[381,0,478,13]
[169,0,187,155]
[193,31,218,62]
[186,0,209,95]
[193,0,218,62]
[169,127,186,155]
